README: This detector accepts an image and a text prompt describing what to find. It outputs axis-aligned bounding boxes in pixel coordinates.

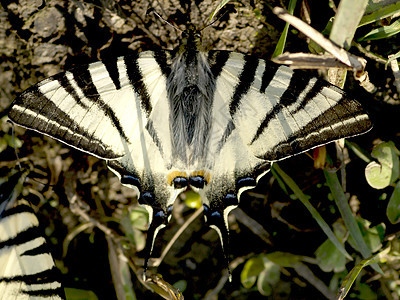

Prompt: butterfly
[0,170,65,299]
[8,24,372,279]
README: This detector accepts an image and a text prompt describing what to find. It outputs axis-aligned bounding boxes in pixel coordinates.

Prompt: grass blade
[272,164,352,260]
[209,0,232,22]
[272,0,297,58]
[336,247,390,300]
[323,169,382,274]
[358,18,400,41]
[359,0,400,27]
[329,0,368,49]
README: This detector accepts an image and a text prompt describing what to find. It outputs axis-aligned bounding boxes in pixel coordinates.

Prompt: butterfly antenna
[201,6,236,31]
[8,120,23,171]
[147,8,182,33]
[8,120,57,187]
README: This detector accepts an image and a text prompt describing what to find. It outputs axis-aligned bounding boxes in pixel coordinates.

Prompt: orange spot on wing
[167,171,188,186]
[190,170,211,184]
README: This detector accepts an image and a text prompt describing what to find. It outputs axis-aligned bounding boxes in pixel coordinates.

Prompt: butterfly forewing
[9,52,170,162]
[210,51,372,163]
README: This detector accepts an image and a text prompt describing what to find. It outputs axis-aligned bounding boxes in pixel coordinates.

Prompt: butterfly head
[179,24,202,52]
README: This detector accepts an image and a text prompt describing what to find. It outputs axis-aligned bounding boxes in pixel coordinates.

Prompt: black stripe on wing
[291,79,330,115]
[0,267,60,284]
[145,119,164,156]
[1,267,64,298]
[57,73,88,109]
[250,71,313,144]
[279,70,312,106]
[261,94,372,161]
[103,57,122,90]
[124,52,153,118]
[153,50,171,77]
[9,85,120,159]
[0,220,41,250]
[0,202,65,299]
[260,60,279,93]
[70,65,129,143]
[213,53,262,151]
[1,197,34,217]
[208,51,230,77]
[229,55,259,116]
[9,58,138,159]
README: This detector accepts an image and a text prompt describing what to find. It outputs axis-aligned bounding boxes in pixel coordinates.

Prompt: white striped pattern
[0,201,64,299]
[8,28,372,278]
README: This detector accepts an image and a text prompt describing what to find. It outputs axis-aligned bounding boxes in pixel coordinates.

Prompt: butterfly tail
[203,204,233,282]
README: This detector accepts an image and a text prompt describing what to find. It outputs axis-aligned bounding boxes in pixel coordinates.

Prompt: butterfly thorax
[167,26,216,167]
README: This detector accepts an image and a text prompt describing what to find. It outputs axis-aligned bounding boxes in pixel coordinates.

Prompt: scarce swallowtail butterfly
[0,171,65,299]
[8,24,372,279]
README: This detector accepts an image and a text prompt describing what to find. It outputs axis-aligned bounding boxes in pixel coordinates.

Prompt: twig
[293,262,336,299]
[233,208,273,246]
[273,53,352,69]
[353,42,387,64]
[273,7,366,71]
[150,207,204,267]
[204,255,252,300]
[389,54,400,94]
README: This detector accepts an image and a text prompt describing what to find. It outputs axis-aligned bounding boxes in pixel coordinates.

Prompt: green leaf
[336,247,390,300]
[358,18,400,41]
[0,137,7,152]
[316,239,346,273]
[387,181,400,223]
[332,220,348,242]
[308,18,333,54]
[265,251,303,268]
[272,164,352,260]
[352,218,385,253]
[253,8,262,19]
[365,141,399,189]
[261,259,281,285]
[272,0,297,57]
[257,269,273,296]
[270,166,289,195]
[3,133,23,149]
[357,283,377,300]
[64,288,99,300]
[106,236,137,300]
[359,1,400,27]
[120,208,148,251]
[241,255,265,288]
[129,206,149,230]
[173,280,187,293]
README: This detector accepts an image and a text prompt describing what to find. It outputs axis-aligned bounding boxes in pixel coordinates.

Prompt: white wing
[200,51,372,256]
[9,51,173,162]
